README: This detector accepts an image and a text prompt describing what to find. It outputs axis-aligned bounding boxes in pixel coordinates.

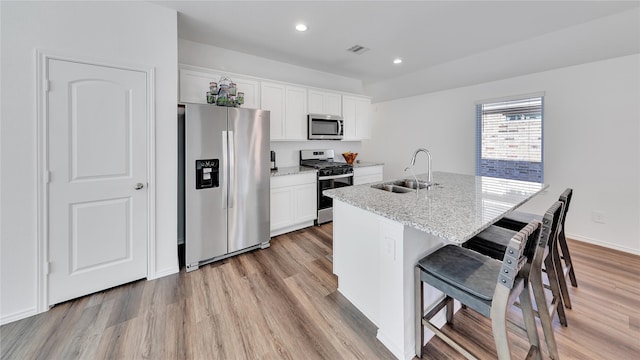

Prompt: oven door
[317,173,353,224]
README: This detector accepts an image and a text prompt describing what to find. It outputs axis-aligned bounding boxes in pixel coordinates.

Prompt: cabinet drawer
[354,165,383,177]
[271,172,317,188]
[353,165,383,185]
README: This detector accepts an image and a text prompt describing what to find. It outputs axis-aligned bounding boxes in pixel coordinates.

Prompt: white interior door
[47,59,148,305]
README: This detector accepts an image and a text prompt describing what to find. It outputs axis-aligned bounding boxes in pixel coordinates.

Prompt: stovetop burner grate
[300,149,353,177]
[300,160,351,169]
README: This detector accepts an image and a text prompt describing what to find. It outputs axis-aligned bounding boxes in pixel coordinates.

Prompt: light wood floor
[1,224,639,359]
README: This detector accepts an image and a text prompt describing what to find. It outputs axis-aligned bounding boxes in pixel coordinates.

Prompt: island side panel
[375,223,448,360]
[333,200,381,326]
[333,200,460,360]
[375,218,407,359]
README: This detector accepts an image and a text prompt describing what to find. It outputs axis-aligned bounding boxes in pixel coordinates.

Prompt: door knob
[134,183,144,190]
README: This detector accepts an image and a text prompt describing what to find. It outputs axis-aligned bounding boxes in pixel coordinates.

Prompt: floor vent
[346,44,370,55]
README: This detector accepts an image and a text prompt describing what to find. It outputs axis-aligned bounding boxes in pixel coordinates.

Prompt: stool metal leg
[415,267,424,358]
[519,283,542,360]
[559,231,578,287]
[490,286,513,360]
[551,240,572,309]
[445,296,454,323]
[530,259,560,359]
[544,251,568,326]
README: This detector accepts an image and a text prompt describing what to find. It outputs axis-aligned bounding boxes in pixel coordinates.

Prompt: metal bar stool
[463,202,565,359]
[415,219,551,359]
[490,188,576,311]
[465,195,571,325]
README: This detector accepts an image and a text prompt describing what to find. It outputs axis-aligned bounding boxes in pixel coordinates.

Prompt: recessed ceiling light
[393,58,403,64]
[295,24,308,32]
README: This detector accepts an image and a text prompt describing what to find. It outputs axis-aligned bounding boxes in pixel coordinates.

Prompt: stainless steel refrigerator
[179,104,270,272]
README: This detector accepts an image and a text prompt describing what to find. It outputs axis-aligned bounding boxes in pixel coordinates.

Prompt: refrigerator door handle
[228,130,235,209]
[222,131,228,209]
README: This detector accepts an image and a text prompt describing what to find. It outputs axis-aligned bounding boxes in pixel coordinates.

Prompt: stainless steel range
[300,149,353,225]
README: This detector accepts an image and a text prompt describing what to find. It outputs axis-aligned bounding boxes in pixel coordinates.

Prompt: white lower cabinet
[270,172,317,237]
[353,165,383,185]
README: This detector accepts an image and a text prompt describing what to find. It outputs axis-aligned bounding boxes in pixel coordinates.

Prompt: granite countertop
[270,166,317,177]
[323,171,547,243]
[352,160,384,168]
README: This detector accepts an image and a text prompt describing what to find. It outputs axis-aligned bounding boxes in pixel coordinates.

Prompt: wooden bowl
[342,152,358,165]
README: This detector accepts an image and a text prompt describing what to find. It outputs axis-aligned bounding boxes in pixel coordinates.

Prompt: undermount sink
[370,184,414,193]
[371,179,441,194]
[393,179,429,189]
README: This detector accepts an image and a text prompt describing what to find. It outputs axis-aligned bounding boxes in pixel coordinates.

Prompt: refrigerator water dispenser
[195,159,219,189]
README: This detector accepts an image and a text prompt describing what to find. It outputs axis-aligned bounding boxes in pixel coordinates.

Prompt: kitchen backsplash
[270,141,362,167]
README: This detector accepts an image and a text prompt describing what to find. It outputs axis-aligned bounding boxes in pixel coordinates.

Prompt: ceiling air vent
[346,44,370,55]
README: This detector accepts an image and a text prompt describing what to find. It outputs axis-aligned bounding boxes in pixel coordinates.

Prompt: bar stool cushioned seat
[419,244,502,303]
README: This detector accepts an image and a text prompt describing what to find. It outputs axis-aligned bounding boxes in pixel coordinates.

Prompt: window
[476,95,543,182]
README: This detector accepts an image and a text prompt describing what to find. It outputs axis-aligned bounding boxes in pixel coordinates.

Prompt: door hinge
[46,170,51,184]
[45,261,51,275]
[44,79,51,92]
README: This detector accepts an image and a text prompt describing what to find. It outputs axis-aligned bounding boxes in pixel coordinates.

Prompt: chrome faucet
[404,148,432,184]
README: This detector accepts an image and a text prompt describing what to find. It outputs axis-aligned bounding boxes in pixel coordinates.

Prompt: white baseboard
[567,233,640,255]
[376,317,443,360]
[336,287,378,326]
[270,220,315,237]
[1,306,39,326]
[376,301,462,360]
[376,330,406,360]
[148,266,180,280]
[2,266,180,325]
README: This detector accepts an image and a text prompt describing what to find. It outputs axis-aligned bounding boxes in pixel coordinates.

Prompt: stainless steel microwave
[308,114,344,140]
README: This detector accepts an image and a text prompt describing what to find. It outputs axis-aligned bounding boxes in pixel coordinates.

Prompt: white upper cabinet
[285,86,308,140]
[179,64,373,142]
[261,82,285,139]
[342,95,372,140]
[261,82,307,141]
[308,89,342,116]
[179,66,260,109]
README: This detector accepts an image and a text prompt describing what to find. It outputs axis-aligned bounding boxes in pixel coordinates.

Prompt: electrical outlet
[591,211,606,224]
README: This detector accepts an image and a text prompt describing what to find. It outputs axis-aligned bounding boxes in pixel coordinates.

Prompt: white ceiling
[155,1,640,92]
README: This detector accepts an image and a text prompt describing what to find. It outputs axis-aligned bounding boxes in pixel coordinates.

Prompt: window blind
[476,96,543,182]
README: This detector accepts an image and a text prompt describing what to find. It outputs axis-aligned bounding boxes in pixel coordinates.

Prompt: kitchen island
[323,171,547,360]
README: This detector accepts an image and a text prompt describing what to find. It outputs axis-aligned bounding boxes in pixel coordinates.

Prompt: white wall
[364,7,640,102]
[362,54,640,254]
[0,1,178,324]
